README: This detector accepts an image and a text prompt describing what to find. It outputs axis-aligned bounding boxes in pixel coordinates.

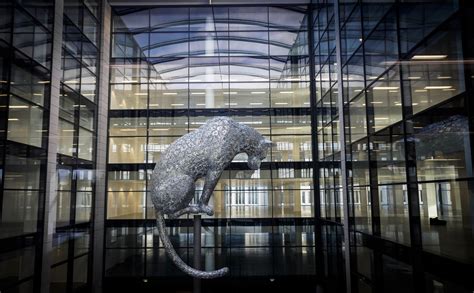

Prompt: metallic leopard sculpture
[150,117,272,279]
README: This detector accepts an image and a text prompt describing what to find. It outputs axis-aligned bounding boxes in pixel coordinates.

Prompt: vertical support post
[92,1,111,292]
[40,0,63,292]
[193,215,202,293]
[333,0,352,292]
[307,3,325,279]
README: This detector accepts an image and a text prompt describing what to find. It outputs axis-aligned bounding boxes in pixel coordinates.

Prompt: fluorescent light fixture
[223,91,237,95]
[149,103,160,107]
[8,118,19,121]
[196,103,206,106]
[442,88,456,91]
[279,91,294,94]
[424,86,452,90]
[225,102,238,106]
[407,76,421,80]
[415,89,428,93]
[9,105,29,109]
[151,128,169,131]
[275,102,288,105]
[389,90,399,93]
[286,127,303,130]
[374,117,389,120]
[437,76,452,79]
[240,121,262,125]
[38,80,50,84]
[370,101,383,104]
[255,127,270,130]
[0,80,7,83]
[284,78,300,81]
[304,102,310,105]
[251,91,266,94]
[411,55,448,60]
[191,92,206,95]
[163,92,177,95]
[120,128,137,132]
[373,86,399,90]
[171,103,184,106]
[250,102,263,105]
[62,129,75,132]
[134,93,147,96]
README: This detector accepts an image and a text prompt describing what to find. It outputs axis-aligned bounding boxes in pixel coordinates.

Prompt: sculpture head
[247,139,273,170]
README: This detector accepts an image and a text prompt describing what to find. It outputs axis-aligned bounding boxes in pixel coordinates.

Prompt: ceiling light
[250,102,263,105]
[9,105,29,109]
[149,103,160,107]
[424,86,452,90]
[407,76,421,80]
[373,87,399,90]
[171,103,184,106]
[275,102,288,105]
[196,103,206,106]
[415,89,428,93]
[8,118,19,121]
[120,128,137,132]
[163,92,177,95]
[223,92,237,95]
[225,102,238,106]
[251,91,266,94]
[437,76,452,79]
[411,55,448,60]
[151,128,169,131]
[191,92,206,95]
[279,91,294,94]
[134,93,147,96]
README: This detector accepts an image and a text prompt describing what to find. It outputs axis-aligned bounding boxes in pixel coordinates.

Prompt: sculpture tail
[155,211,229,279]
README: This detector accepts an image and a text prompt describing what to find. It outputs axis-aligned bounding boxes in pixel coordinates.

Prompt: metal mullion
[307,3,325,279]
[0,5,15,220]
[333,0,352,292]
[393,1,423,292]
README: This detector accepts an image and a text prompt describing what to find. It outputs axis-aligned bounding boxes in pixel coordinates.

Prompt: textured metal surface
[150,117,272,279]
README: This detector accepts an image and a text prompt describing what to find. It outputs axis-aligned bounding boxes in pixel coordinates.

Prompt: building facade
[0,0,473,292]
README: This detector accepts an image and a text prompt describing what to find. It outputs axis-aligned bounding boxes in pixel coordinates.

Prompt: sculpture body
[150,117,272,279]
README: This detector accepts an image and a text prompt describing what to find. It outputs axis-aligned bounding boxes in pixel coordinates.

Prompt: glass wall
[51,0,100,292]
[106,5,316,279]
[0,1,53,292]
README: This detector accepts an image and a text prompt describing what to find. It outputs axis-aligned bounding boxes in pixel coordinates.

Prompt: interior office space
[0,0,473,292]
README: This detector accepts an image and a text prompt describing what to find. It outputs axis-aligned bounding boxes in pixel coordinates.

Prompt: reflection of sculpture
[150,117,272,279]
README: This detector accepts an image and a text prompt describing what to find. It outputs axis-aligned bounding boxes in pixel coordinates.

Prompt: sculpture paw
[199,205,214,216]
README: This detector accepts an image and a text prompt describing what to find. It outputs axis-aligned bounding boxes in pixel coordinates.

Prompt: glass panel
[1,190,39,238]
[110,83,148,110]
[107,192,146,219]
[58,119,75,156]
[108,137,147,164]
[378,184,410,245]
[7,96,44,148]
[78,128,93,161]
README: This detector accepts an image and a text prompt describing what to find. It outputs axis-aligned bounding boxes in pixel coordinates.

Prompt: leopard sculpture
[150,117,272,279]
